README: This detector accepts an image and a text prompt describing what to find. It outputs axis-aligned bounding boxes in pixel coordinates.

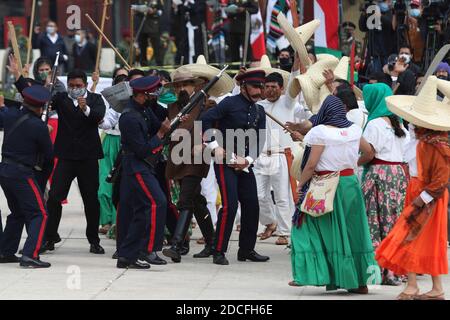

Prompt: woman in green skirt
[290,96,380,293]
[97,73,128,235]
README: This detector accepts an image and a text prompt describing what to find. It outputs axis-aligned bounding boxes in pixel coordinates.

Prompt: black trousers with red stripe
[155,161,179,238]
[0,174,48,259]
[213,164,259,254]
[117,170,167,260]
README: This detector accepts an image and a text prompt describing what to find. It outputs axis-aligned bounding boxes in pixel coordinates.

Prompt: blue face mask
[409,8,421,18]
[379,2,390,13]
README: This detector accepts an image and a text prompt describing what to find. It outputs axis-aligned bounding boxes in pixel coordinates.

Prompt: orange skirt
[375,177,449,276]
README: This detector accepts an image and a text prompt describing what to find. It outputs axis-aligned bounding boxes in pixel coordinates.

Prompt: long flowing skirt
[98,134,121,225]
[291,175,380,290]
[362,164,408,250]
[376,177,449,276]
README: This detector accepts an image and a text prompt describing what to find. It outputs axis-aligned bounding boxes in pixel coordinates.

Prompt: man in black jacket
[359,1,396,74]
[72,30,96,73]
[41,69,106,254]
[32,21,68,75]
[226,0,258,64]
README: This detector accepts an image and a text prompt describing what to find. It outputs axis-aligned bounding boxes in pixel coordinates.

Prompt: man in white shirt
[254,56,300,245]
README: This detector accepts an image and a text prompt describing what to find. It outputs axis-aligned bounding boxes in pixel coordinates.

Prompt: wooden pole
[8,21,24,77]
[26,0,37,67]
[265,110,296,135]
[85,14,132,70]
[129,7,135,66]
[91,0,111,92]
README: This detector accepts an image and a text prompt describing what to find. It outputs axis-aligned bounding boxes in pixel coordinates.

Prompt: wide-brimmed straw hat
[316,56,363,105]
[247,55,290,89]
[167,56,234,97]
[437,78,450,106]
[293,55,339,113]
[277,13,320,67]
[331,56,363,99]
[386,76,450,131]
[165,66,205,87]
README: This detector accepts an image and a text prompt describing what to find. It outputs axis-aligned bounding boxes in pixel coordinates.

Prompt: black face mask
[178,90,190,106]
[279,57,292,72]
[437,75,449,81]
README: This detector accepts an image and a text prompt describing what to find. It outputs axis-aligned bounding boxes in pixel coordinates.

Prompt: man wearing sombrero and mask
[162,68,217,263]
[201,70,269,265]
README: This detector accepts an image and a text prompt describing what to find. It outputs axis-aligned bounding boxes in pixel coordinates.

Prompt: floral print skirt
[362,164,408,251]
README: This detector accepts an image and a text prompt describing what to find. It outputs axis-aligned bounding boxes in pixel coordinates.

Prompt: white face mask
[46,26,56,34]
[75,34,82,43]
[399,53,411,64]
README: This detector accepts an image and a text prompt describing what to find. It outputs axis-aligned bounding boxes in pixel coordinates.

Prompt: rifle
[106,65,230,183]
[41,51,60,124]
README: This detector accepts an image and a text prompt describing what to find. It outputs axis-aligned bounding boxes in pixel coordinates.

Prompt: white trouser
[254,153,294,236]
[201,162,218,225]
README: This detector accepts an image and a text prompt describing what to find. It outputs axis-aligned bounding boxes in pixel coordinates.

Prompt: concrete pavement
[1,181,449,300]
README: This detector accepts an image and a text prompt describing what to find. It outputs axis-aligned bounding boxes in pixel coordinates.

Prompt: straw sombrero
[290,142,305,181]
[165,66,205,87]
[386,76,450,131]
[247,55,290,89]
[169,55,234,97]
[277,13,320,67]
[437,78,450,105]
[293,55,339,113]
[332,56,363,100]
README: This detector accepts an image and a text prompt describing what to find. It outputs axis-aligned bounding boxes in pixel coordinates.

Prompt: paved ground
[1,181,449,301]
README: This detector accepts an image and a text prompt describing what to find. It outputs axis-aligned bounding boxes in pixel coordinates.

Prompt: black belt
[2,157,34,170]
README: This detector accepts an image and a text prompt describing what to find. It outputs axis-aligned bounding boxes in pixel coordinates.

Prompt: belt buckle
[267,150,272,156]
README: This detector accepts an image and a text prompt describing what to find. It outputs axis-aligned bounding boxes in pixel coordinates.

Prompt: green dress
[98,133,121,226]
[291,174,381,290]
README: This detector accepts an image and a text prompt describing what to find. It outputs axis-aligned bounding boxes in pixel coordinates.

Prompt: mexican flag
[314,0,339,50]
[251,9,266,60]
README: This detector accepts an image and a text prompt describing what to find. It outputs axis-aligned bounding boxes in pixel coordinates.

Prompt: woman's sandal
[288,281,302,287]
[347,286,369,294]
[414,292,445,300]
[260,224,277,240]
[397,290,420,300]
[275,236,289,245]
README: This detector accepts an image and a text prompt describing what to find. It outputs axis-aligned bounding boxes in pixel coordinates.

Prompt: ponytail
[388,115,406,138]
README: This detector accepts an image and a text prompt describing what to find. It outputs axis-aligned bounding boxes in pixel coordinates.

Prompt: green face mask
[39,71,49,81]
[158,88,177,105]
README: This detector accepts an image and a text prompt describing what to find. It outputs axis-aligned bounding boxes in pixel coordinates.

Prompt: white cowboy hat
[437,78,450,105]
[332,56,363,100]
[171,55,234,97]
[290,142,305,181]
[277,13,320,67]
[247,55,290,89]
[294,55,339,113]
[386,76,450,131]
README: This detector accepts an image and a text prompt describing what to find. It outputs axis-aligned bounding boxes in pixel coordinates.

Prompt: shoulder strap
[4,113,33,142]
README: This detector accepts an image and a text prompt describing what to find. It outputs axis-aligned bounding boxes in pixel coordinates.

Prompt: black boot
[139,252,167,265]
[117,257,150,269]
[0,254,20,263]
[237,249,270,262]
[180,238,190,256]
[193,244,213,258]
[162,209,192,262]
[20,256,51,268]
[213,252,229,265]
